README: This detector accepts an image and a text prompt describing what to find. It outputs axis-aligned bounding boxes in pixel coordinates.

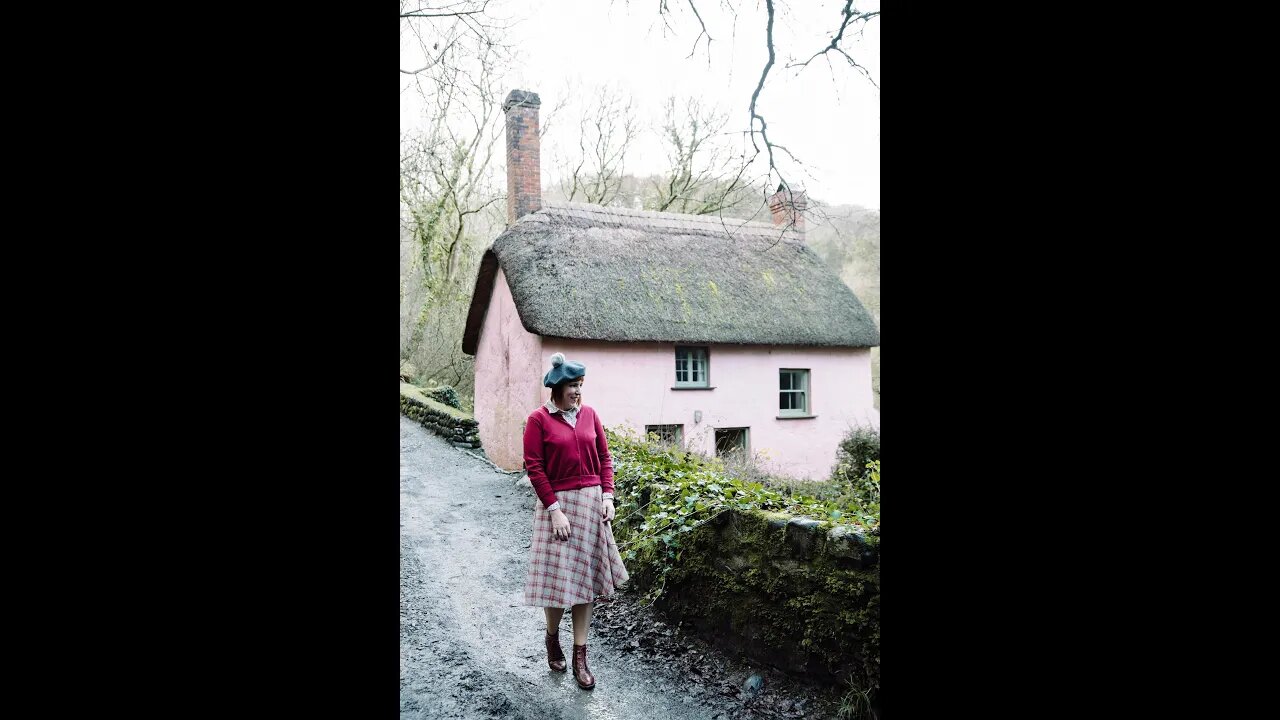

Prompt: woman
[522,352,629,690]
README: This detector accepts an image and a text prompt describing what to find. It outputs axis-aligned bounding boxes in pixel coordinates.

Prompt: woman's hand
[601,498,615,523]
[551,509,572,541]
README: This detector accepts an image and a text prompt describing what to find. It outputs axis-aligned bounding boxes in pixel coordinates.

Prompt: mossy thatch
[462,202,880,355]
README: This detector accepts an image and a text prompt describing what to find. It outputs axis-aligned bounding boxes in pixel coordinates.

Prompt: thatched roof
[462,202,880,355]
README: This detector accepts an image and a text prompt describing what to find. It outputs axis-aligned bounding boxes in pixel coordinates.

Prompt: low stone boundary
[399,383,481,450]
[651,508,879,688]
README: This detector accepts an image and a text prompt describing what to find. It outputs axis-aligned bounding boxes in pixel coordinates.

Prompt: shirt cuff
[545,502,560,513]
[602,493,614,501]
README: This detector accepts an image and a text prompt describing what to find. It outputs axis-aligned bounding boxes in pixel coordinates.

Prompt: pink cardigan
[523,404,615,510]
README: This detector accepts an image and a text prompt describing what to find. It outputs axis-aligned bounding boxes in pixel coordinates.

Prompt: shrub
[608,427,880,603]
[426,385,462,409]
[608,426,879,699]
[835,425,880,476]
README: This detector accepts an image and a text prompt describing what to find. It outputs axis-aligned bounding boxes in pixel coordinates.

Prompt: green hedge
[608,428,879,693]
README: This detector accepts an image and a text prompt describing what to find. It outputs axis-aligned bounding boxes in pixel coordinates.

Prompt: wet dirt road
[400,415,840,720]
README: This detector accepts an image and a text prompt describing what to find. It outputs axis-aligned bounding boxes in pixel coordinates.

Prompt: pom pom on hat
[550,352,566,367]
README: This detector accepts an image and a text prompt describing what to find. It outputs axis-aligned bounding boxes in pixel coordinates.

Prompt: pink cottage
[462,90,880,481]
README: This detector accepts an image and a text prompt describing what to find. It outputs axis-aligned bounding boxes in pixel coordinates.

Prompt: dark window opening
[645,424,684,446]
[714,427,749,461]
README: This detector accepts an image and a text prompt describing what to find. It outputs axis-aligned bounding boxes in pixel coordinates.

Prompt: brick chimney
[503,89,542,224]
[767,184,807,233]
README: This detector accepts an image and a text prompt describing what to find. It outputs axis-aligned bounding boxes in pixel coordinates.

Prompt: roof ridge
[533,201,787,234]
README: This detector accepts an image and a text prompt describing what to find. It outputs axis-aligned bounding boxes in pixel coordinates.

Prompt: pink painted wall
[536,340,879,481]
[473,268,543,470]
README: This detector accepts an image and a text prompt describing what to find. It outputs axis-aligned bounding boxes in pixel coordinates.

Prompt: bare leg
[545,606,566,634]
[571,602,593,645]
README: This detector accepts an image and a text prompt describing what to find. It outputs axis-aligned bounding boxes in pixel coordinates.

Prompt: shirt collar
[545,400,580,415]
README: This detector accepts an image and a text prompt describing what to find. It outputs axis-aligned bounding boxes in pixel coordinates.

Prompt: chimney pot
[767,185,807,233]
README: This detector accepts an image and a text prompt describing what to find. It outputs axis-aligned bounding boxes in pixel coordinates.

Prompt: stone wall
[400,384,481,450]
[653,508,880,689]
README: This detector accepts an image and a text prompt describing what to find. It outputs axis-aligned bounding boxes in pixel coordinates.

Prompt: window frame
[674,345,711,388]
[644,423,684,446]
[714,426,750,459]
[778,368,810,417]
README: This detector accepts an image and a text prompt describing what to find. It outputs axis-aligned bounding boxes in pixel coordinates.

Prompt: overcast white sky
[400,0,880,209]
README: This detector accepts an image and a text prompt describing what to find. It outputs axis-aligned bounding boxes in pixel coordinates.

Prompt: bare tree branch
[400,35,461,74]
[399,0,510,77]
[650,97,754,215]
[400,0,491,20]
[555,87,637,206]
[400,8,509,386]
[400,9,483,18]
[748,0,780,186]
[785,1,880,88]
[684,0,713,59]
[648,0,878,201]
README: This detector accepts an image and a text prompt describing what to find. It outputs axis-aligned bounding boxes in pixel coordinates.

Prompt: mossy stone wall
[652,508,879,688]
[399,384,481,449]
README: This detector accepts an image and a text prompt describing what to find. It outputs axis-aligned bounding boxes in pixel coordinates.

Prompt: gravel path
[400,415,841,720]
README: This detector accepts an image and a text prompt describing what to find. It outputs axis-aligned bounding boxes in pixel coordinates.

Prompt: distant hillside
[805,204,880,409]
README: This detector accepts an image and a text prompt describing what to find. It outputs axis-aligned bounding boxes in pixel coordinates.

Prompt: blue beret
[543,352,586,388]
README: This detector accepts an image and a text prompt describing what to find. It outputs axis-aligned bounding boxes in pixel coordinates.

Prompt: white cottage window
[779,369,810,416]
[674,346,709,388]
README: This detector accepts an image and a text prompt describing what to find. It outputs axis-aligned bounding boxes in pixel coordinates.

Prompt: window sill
[776,414,818,420]
[671,386,716,391]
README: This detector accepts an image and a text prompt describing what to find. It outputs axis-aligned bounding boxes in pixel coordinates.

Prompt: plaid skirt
[523,485,630,608]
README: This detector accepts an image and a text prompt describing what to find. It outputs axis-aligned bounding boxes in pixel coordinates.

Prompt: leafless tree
[399,1,509,76]
[651,0,880,199]
[400,2,510,393]
[553,85,639,207]
[400,50,504,299]
[648,96,757,215]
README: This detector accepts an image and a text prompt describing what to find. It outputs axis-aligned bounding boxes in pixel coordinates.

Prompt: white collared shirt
[544,399,580,428]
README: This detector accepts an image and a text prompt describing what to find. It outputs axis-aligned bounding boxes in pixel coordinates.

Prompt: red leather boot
[572,643,595,690]
[545,631,566,672]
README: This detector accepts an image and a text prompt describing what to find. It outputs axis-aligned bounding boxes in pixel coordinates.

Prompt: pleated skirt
[523,485,630,608]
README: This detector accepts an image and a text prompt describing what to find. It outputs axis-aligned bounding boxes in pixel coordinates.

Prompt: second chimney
[767,184,807,233]
[503,89,542,224]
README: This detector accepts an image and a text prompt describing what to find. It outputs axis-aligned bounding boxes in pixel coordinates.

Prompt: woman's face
[562,378,584,406]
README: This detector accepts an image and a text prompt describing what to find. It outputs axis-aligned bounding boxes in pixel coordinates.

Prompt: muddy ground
[400,415,844,720]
